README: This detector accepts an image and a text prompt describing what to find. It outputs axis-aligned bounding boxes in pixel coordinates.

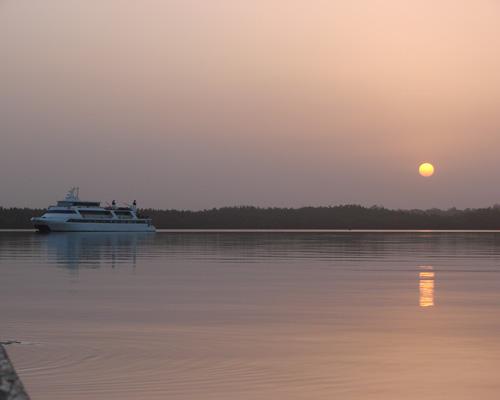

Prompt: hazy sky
[2,0,500,209]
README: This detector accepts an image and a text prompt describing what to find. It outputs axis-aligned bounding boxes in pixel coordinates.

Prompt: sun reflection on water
[419,267,435,308]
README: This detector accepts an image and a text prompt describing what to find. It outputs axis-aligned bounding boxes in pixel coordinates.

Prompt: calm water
[3,231,500,399]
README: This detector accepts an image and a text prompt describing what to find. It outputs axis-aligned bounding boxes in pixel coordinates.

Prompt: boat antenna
[65,187,80,201]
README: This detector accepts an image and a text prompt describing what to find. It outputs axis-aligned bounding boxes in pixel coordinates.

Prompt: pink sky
[1,0,500,209]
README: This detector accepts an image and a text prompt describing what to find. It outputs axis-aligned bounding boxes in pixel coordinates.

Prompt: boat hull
[32,219,156,233]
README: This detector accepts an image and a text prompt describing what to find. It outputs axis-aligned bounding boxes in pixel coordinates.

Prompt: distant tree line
[0,208,43,229]
[5,205,500,229]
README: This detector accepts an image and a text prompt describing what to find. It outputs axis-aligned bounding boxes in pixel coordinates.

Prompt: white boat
[31,188,156,233]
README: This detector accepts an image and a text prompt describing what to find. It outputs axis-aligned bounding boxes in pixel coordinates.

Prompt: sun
[419,163,435,177]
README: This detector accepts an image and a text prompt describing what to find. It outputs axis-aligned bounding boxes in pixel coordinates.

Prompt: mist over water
[3,231,500,399]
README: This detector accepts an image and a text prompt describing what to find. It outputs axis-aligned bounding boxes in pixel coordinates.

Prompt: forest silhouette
[4,205,500,229]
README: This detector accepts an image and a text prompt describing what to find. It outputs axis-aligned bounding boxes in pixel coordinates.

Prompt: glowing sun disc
[419,163,435,177]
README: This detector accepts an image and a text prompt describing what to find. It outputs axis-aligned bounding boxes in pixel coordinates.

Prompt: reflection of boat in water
[31,188,155,233]
[45,232,153,269]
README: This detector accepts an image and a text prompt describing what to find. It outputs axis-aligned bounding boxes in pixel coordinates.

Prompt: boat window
[75,202,101,207]
[67,219,148,224]
[57,201,100,207]
[79,210,112,217]
[115,211,133,216]
[46,210,78,214]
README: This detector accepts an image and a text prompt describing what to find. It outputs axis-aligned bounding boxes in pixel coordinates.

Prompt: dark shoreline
[4,205,500,230]
[0,344,30,400]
